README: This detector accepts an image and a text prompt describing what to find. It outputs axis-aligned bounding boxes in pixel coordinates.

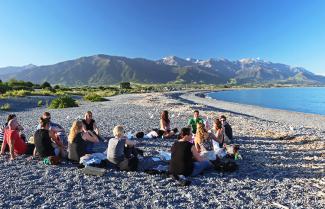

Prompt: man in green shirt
[188,110,204,134]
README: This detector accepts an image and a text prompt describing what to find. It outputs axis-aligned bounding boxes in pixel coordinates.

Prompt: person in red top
[0,119,34,160]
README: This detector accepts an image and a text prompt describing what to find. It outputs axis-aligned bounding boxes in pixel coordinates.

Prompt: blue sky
[0,0,325,75]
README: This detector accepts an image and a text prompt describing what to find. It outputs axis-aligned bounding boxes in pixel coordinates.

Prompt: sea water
[207,87,325,115]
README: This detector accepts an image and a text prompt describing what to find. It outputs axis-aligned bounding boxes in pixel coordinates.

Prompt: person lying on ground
[187,110,204,134]
[0,119,34,160]
[107,125,143,171]
[68,120,99,162]
[160,110,177,139]
[34,117,65,158]
[169,127,211,177]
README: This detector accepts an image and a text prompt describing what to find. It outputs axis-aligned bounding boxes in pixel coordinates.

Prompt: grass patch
[83,93,108,102]
[1,90,31,97]
[49,95,78,109]
[0,103,11,111]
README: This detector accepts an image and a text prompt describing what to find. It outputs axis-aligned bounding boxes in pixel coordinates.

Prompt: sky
[0,0,325,75]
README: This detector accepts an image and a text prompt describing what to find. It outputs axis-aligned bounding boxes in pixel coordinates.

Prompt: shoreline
[178,91,325,132]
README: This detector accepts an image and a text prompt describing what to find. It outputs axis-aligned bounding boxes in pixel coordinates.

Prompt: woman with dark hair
[34,117,65,158]
[210,119,225,147]
[0,114,25,152]
[82,111,99,136]
[169,127,211,177]
[160,110,177,139]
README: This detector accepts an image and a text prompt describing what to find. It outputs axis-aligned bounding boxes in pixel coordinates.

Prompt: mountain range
[0,54,324,86]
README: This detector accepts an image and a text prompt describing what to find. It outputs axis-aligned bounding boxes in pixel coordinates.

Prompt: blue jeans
[191,160,211,176]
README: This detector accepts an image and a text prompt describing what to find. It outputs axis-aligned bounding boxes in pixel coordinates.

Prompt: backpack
[212,159,238,172]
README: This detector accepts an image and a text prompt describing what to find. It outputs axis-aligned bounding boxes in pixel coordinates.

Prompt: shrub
[0,103,11,111]
[41,81,52,89]
[37,100,43,107]
[83,93,108,102]
[120,82,131,89]
[2,90,31,97]
[49,95,78,109]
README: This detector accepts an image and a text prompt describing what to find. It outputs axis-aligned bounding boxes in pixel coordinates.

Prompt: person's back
[107,137,126,164]
[68,132,87,162]
[34,129,54,158]
[169,141,194,176]
[198,134,214,152]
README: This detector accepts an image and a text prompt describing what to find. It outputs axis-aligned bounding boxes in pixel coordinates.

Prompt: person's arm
[194,141,201,153]
[209,132,219,143]
[187,118,192,126]
[93,122,99,136]
[0,136,8,155]
[160,119,166,131]
[82,131,99,143]
[49,130,63,147]
[191,146,204,162]
[82,123,87,133]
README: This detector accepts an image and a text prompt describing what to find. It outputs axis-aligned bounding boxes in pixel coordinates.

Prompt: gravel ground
[0,92,324,208]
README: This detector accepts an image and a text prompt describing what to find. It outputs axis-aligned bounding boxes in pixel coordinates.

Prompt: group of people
[0,111,101,161]
[0,109,233,178]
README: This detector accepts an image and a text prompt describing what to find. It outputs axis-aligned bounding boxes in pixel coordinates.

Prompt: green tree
[41,81,52,89]
[120,82,131,89]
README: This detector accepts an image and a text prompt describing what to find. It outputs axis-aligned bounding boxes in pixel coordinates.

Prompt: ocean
[207,87,325,115]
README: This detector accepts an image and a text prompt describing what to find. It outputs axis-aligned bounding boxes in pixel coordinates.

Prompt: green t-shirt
[188,117,204,134]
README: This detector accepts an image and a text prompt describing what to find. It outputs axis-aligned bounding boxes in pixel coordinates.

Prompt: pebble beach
[0,91,324,208]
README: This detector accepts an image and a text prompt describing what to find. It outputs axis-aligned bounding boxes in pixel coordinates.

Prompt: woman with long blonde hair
[194,123,218,160]
[68,120,99,162]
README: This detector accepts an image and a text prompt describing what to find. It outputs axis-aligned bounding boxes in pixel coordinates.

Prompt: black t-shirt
[169,141,194,176]
[68,132,87,162]
[34,129,55,158]
[82,119,95,132]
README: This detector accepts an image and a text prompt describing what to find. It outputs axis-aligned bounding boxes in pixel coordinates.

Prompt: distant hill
[1,54,324,86]
[0,64,36,76]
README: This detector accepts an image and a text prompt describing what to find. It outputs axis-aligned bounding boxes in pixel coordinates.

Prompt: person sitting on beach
[34,118,65,158]
[219,115,233,144]
[1,114,21,149]
[0,119,35,160]
[82,111,99,137]
[37,112,68,146]
[188,110,204,134]
[194,123,219,159]
[169,127,211,177]
[160,110,177,139]
[68,120,99,162]
[210,119,225,147]
[107,125,142,171]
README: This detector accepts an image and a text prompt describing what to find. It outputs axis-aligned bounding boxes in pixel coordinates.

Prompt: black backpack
[212,159,238,172]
